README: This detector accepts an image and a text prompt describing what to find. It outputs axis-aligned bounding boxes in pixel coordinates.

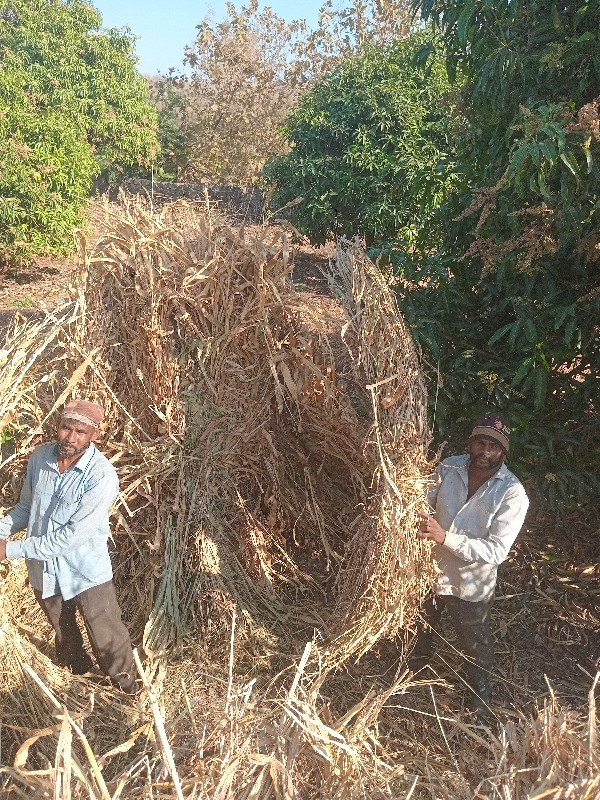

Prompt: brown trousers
[35,580,137,694]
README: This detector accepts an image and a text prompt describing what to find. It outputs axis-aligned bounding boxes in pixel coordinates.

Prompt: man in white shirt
[415,412,529,715]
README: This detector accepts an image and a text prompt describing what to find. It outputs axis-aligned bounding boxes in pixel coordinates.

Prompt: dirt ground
[0,252,74,312]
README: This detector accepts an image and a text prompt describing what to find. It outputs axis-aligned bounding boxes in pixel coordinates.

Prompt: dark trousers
[35,580,137,694]
[412,594,494,704]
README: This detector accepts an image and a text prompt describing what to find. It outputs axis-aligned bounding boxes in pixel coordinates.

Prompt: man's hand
[0,540,6,561]
[418,512,446,544]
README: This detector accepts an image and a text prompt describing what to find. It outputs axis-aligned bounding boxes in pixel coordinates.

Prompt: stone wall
[122,178,265,223]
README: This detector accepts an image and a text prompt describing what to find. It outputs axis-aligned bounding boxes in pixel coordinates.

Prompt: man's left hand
[418,512,446,544]
[0,540,6,561]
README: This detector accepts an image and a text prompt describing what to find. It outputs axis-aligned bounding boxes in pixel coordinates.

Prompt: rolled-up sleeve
[442,487,529,566]
[5,470,118,561]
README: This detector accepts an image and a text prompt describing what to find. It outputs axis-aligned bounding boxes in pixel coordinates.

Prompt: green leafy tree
[0,0,158,262]
[264,34,456,244]
[146,78,188,181]
[398,0,600,504]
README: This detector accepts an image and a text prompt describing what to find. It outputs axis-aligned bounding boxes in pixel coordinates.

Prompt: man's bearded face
[468,436,506,471]
[56,418,95,460]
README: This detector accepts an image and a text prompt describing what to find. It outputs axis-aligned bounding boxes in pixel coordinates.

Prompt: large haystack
[1,198,435,655]
[0,198,435,794]
[1,199,598,799]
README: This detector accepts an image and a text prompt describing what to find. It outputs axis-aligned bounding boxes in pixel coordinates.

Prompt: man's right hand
[0,540,6,561]
[418,512,446,544]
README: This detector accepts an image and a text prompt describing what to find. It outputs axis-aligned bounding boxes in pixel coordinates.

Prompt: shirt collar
[495,461,511,481]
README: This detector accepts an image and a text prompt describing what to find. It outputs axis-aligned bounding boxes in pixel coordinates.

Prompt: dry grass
[327,243,437,663]
[0,198,597,798]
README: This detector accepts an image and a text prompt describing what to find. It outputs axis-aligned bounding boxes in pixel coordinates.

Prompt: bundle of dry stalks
[0,197,434,794]
[486,679,599,799]
[432,675,600,799]
[327,243,438,662]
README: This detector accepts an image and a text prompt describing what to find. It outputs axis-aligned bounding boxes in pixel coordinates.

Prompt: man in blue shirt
[415,412,529,715]
[0,400,137,693]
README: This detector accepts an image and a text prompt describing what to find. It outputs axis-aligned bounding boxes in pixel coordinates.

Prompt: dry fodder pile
[70,197,434,654]
[0,199,597,799]
[0,198,435,796]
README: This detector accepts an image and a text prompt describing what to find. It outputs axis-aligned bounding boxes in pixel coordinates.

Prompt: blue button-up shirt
[427,455,529,601]
[0,442,119,600]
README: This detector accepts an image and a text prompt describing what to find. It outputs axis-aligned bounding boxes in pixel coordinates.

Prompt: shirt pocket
[475,495,499,515]
[63,539,110,582]
[51,495,82,527]
[455,497,496,538]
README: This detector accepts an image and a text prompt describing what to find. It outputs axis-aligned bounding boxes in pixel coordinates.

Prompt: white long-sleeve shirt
[427,455,529,602]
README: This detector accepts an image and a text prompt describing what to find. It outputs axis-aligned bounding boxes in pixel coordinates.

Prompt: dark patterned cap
[468,412,511,452]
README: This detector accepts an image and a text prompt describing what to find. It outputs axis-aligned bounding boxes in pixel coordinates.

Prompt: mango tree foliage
[0,0,158,262]
[400,0,600,504]
[263,35,456,244]
[146,78,188,182]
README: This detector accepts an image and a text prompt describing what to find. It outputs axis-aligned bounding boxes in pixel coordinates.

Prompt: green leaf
[523,319,537,342]
[508,144,530,179]
[564,318,576,345]
[583,140,593,173]
[456,2,475,47]
[512,357,534,387]
[488,322,516,346]
[533,367,548,409]
[529,143,540,168]
[509,320,521,348]
[539,140,557,165]
[537,169,551,199]
[553,305,574,330]
[559,151,579,177]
